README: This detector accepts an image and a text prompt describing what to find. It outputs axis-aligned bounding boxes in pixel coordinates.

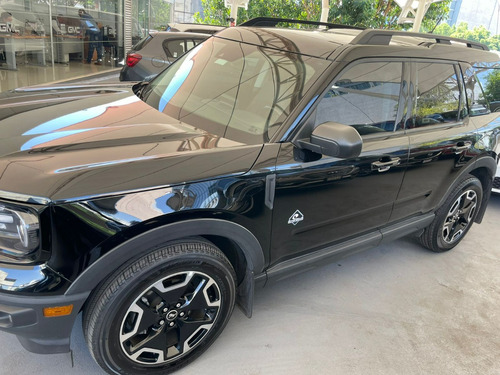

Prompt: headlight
[0,203,40,257]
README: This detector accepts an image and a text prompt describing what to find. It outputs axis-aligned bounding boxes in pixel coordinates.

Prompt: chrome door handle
[453,141,472,154]
[371,157,401,172]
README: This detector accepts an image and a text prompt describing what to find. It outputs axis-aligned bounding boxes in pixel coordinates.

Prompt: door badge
[288,210,304,226]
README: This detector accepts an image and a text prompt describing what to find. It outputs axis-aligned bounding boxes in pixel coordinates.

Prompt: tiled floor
[0,60,121,92]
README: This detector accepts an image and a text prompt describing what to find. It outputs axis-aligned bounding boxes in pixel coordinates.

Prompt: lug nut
[159,320,165,325]
[175,303,182,308]
[179,312,185,317]
[163,307,168,313]
[169,322,175,327]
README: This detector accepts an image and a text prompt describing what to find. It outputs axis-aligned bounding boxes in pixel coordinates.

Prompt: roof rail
[350,29,489,51]
[239,17,364,31]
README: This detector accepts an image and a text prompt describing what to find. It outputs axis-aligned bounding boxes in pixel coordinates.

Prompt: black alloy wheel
[420,175,482,252]
[119,270,222,364]
[83,240,236,375]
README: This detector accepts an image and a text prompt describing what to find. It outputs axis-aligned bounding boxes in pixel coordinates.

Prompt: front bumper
[0,263,88,354]
[0,290,88,354]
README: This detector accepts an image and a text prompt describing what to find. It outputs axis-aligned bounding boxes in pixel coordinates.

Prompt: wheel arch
[469,164,494,224]
[436,155,496,224]
[65,218,266,317]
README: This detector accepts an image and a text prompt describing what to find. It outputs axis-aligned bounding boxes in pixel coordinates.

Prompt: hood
[0,85,262,203]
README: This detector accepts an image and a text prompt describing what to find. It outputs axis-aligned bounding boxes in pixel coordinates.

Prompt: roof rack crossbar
[239,17,364,30]
[350,29,489,51]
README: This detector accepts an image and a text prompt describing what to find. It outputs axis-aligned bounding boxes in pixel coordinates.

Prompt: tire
[82,239,237,375]
[420,175,482,252]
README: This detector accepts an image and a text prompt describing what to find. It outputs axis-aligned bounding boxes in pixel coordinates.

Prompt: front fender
[65,218,266,316]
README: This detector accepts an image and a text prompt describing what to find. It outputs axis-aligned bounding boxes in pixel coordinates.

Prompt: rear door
[390,61,478,221]
[269,60,410,267]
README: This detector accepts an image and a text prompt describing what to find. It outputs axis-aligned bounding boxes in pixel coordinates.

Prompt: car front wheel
[83,239,236,375]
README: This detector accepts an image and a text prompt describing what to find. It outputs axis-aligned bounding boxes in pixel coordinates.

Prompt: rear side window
[410,63,463,128]
[463,66,490,116]
[464,62,500,115]
[315,61,403,135]
[163,39,205,59]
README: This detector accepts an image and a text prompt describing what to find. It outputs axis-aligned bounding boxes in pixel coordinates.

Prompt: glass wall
[0,0,123,70]
[0,0,201,92]
[133,0,173,36]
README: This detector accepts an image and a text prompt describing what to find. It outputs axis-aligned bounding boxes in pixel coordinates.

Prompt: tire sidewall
[90,249,236,375]
[433,177,482,251]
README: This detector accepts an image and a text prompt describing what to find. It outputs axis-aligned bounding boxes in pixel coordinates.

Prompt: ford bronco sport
[0,17,499,375]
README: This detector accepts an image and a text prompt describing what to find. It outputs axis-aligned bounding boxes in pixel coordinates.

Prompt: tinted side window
[411,63,461,128]
[315,62,403,135]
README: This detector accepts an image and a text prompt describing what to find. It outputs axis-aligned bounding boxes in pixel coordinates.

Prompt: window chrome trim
[403,121,467,135]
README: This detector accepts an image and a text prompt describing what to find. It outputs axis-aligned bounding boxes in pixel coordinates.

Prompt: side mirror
[297,122,362,159]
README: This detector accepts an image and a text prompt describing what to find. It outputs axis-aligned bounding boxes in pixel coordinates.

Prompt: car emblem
[166,310,179,321]
[288,210,304,226]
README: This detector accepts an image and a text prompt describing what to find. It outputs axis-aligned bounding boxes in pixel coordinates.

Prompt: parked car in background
[489,101,500,112]
[120,31,209,81]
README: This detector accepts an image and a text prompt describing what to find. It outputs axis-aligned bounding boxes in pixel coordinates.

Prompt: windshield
[143,37,329,144]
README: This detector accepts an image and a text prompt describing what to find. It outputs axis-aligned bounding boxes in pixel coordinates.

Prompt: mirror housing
[297,122,362,159]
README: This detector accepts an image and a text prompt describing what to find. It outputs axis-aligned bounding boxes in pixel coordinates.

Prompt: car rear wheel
[419,175,482,252]
[83,239,236,375]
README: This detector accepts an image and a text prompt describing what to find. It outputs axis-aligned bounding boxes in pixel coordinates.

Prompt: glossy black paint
[391,122,480,221]
[271,133,409,266]
[51,173,273,284]
[0,25,499,357]
[0,86,262,202]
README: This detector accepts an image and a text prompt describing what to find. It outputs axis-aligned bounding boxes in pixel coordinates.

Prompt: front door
[269,60,410,267]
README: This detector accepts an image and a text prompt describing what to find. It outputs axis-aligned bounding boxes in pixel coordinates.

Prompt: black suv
[0,18,499,375]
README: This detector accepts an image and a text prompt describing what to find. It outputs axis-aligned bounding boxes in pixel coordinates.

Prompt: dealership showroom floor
[0,61,119,93]
[1,194,499,374]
